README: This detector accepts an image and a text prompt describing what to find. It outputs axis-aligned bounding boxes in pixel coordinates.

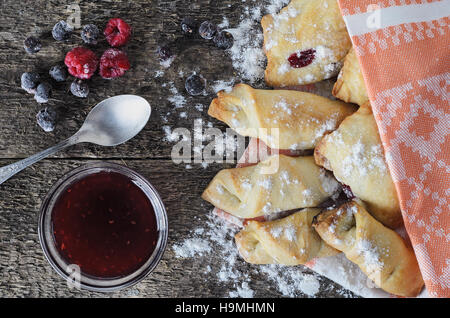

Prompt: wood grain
[0,0,357,297]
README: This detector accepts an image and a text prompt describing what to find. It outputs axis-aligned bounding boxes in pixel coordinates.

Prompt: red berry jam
[288,49,316,68]
[341,184,355,199]
[51,171,158,278]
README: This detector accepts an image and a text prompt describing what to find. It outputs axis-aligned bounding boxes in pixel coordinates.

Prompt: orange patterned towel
[337,0,450,297]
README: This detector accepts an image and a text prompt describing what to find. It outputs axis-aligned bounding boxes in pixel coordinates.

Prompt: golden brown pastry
[202,155,340,219]
[262,0,351,87]
[208,84,356,150]
[235,208,339,265]
[312,201,424,297]
[314,103,402,229]
[333,47,369,106]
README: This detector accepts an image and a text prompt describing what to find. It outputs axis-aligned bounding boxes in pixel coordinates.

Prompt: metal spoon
[0,95,151,185]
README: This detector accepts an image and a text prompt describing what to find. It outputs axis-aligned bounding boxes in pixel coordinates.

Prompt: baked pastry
[262,0,352,87]
[312,201,424,297]
[314,103,402,229]
[235,208,339,265]
[208,84,356,150]
[332,47,369,106]
[202,155,340,219]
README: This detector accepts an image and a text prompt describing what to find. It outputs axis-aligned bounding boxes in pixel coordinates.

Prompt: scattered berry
[181,17,198,36]
[49,65,68,82]
[213,31,234,49]
[36,107,57,132]
[64,47,99,79]
[34,82,52,104]
[70,79,89,98]
[104,18,131,47]
[52,20,74,41]
[81,24,100,45]
[156,45,173,61]
[21,72,40,94]
[99,48,130,79]
[288,49,316,68]
[185,74,206,96]
[199,21,218,40]
[23,36,41,54]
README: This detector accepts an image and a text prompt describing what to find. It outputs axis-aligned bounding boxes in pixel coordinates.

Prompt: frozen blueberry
[34,82,52,103]
[23,36,41,54]
[21,72,40,94]
[213,31,234,49]
[185,74,206,96]
[49,65,68,82]
[181,17,198,36]
[52,20,73,41]
[70,79,89,98]
[157,45,173,61]
[81,24,99,45]
[36,107,57,132]
[199,21,217,40]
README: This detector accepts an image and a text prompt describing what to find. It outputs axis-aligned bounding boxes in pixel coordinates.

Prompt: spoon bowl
[77,95,151,146]
[0,95,151,185]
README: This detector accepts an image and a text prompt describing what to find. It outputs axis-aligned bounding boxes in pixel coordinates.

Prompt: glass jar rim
[38,162,168,292]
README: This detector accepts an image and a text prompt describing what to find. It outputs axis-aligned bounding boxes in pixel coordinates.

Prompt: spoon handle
[0,137,77,185]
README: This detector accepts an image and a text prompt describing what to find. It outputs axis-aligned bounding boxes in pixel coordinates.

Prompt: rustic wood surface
[0,0,357,298]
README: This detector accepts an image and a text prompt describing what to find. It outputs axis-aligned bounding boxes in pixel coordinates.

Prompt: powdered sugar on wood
[172,212,352,298]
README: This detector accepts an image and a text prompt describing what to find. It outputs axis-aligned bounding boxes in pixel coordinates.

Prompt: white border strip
[344,0,450,36]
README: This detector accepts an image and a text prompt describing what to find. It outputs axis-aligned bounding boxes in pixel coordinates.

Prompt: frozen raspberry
[104,18,131,47]
[64,47,99,79]
[99,48,130,79]
[288,49,316,68]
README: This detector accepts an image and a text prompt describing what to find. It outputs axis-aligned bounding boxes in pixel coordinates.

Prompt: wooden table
[0,0,356,297]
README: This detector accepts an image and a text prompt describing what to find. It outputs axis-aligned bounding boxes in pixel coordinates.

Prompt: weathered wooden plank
[0,159,355,297]
[0,0,239,159]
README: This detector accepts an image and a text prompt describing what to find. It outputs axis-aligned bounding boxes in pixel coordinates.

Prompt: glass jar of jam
[38,163,168,292]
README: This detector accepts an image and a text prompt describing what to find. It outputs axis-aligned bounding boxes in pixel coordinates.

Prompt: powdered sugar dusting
[273,98,292,115]
[167,82,186,109]
[229,282,255,298]
[260,265,320,297]
[319,168,340,197]
[211,79,235,93]
[283,224,297,241]
[257,176,273,190]
[173,238,212,258]
[270,226,283,238]
[268,222,297,241]
[356,239,386,276]
[225,0,290,84]
[313,254,388,298]
[331,132,388,178]
[172,213,340,298]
